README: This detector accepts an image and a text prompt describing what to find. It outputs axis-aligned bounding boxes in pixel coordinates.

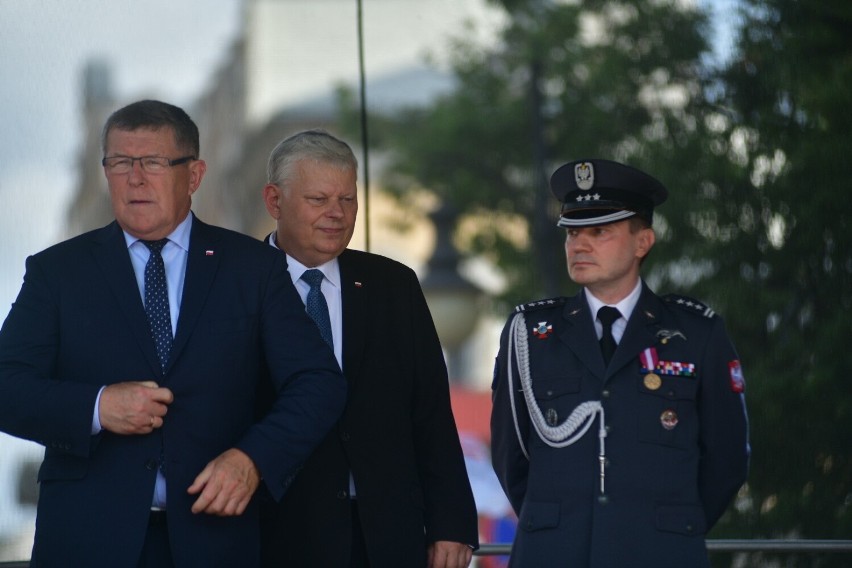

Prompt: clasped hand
[98,381,259,516]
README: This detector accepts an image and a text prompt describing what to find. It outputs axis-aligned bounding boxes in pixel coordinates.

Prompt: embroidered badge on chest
[532,321,553,339]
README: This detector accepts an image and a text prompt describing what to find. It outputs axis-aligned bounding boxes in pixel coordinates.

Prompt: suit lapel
[171,217,220,370]
[338,250,366,383]
[92,222,163,375]
[556,293,607,380]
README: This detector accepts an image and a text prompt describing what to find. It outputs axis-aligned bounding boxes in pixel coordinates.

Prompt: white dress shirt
[584,279,643,344]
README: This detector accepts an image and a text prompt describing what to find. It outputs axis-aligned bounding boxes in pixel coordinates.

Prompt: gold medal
[643,373,662,390]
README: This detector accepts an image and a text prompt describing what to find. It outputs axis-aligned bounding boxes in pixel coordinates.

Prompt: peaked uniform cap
[550,158,668,227]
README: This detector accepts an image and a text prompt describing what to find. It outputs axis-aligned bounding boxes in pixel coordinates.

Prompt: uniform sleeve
[491,314,531,515]
[697,314,750,528]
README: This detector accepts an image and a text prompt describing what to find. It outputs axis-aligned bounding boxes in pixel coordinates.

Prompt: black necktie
[597,306,621,366]
[302,269,333,348]
[143,239,173,370]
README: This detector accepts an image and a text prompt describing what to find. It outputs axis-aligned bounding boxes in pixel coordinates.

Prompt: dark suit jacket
[259,248,479,568]
[491,284,749,568]
[0,216,346,568]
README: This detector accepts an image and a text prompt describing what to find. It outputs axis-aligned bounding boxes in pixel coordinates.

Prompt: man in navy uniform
[490,159,749,567]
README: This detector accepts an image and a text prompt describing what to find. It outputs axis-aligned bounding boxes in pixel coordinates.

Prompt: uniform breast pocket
[636,374,699,449]
[531,375,582,427]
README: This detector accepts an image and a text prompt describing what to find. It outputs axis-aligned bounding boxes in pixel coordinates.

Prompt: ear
[636,227,656,259]
[187,159,207,195]
[263,184,282,219]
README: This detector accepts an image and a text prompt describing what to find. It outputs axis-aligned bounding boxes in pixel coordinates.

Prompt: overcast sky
[0,0,737,321]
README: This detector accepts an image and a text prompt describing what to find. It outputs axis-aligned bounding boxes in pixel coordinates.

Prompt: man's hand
[427,540,473,568]
[99,380,173,435]
[187,448,260,516]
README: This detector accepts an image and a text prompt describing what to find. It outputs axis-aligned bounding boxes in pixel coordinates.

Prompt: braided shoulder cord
[507,313,609,493]
[511,312,604,447]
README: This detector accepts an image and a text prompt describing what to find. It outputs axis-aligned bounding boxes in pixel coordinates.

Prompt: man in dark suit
[491,159,750,567]
[0,100,347,568]
[258,130,479,568]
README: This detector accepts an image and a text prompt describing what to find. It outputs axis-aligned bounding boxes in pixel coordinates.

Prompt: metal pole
[356,0,371,252]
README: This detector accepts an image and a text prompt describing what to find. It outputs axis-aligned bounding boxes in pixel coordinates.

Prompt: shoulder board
[663,294,717,319]
[514,297,567,313]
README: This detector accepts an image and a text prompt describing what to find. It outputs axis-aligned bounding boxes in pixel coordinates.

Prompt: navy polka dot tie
[301,269,333,348]
[143,239,173,370]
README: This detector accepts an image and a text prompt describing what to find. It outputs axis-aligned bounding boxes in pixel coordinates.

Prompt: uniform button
[601,389,610,398]
[605,425,612,434]
[340,432,351,442]
[336,490,349,500]
[686,524,694,533]
[145,459,158,470]
[597,495,609,504]
[667,390,676,398]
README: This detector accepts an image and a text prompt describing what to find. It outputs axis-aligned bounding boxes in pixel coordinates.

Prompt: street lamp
[420,203,483,383]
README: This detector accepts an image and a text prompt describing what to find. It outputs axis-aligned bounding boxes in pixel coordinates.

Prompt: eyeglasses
[101,155,195,175]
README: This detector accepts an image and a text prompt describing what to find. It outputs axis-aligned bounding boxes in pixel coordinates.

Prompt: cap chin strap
[557,209,636,228]
[506,312,608,494]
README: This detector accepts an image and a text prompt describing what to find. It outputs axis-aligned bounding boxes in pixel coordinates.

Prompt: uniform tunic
[491,282,749,568]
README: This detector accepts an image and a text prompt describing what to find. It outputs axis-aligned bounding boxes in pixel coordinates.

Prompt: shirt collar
[584,278,643,321]
[123,212,192,253]
[266,231,341,290]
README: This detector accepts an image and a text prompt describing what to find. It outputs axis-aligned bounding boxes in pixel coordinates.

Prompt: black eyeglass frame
[101,155,196,170]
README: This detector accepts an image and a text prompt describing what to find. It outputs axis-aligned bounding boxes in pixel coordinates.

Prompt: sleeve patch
[728,360,745,393]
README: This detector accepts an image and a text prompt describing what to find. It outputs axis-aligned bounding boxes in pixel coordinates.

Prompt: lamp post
[420,203,482,384]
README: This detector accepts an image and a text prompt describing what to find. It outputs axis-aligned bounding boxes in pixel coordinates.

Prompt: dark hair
[101,100,200,157]
[628,215,652,233]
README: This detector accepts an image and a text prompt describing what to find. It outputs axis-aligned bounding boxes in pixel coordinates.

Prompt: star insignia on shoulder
[514,297,567,313]
[663,294,716,318]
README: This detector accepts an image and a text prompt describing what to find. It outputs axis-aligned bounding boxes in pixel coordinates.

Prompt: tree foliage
[704,1,852,563]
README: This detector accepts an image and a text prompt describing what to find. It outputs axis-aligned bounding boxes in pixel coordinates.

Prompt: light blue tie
[143,239,173,370]
[302,269,333,348]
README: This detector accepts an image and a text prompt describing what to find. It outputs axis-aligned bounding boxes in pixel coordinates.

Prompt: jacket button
[336,490,349,500]
[601,389,610,398]
[341,432,351,442]
[145,459,158,470]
